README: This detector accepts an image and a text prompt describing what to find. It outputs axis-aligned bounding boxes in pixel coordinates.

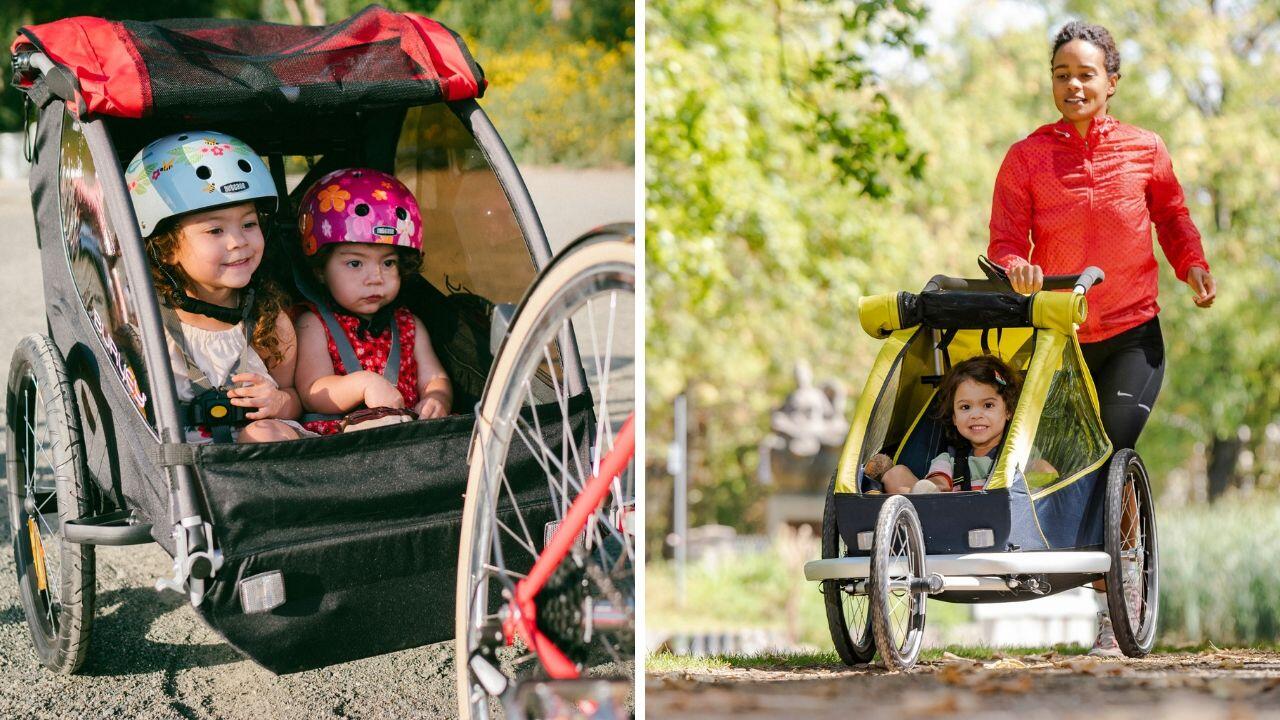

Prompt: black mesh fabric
[121,7,483,120]
[917,291,1033,330]
[192,394,592,673]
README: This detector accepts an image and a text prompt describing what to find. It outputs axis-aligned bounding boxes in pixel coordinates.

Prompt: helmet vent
[238,159,253,172]
[354,203,370,216]
[196,165,212,180]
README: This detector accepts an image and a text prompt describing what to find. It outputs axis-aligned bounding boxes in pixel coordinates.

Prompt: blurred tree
[646,0,927,542]
[1060,0,1280,500]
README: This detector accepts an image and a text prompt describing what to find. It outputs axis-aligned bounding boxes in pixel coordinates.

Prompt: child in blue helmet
[126,131,313,443]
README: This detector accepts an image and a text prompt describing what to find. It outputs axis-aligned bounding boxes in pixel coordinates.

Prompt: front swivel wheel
[869,495,927,671]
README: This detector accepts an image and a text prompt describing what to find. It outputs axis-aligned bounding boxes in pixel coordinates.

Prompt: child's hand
[414,393,450,419]
[229,372,291,420]
[362,373,405,409]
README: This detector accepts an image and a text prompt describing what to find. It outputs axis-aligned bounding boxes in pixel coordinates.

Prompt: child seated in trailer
[128,131,314,444]
[293,168,453,434]
[868,355,1041,494]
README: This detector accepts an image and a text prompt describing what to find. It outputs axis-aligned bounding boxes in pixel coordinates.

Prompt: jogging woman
[987,20,1215,656]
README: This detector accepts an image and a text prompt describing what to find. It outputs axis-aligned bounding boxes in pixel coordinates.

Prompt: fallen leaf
[985,658,1028,670]
[974,674,1034,695]
[902,690,978,715]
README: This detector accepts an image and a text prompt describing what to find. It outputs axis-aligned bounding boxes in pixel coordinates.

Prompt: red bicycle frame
[503,413,635,679]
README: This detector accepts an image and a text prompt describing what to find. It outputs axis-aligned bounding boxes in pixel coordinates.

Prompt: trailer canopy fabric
[12,6,485,120]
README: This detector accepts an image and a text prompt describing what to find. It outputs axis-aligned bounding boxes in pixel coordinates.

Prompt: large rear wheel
[821,475,874,665]
[1105,448,1158,657]
[457,227,635,719]
[6,333,96,673]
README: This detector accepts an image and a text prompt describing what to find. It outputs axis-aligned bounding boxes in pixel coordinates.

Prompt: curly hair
[1052,21,1121,78]
[932,355,1022,442]
[148,217,292,369]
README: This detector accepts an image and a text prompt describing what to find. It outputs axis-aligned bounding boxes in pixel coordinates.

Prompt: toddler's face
[168,203,264,295]
[951,379,1010,452]
[323,243,401,319]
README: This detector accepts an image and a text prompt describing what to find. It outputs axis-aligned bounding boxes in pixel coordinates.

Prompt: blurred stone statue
[758,362,849,491]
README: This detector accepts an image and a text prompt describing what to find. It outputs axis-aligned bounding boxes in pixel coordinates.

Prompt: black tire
[821,474,874,665]
[6,334,95,673]
[1104,448,1158,657]
[869,495,927,671]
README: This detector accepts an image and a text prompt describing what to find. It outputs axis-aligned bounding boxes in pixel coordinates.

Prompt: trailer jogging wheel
[869,495,927,671]
[6,334,96,673]
[1105,448,1158,657]
[821,475,874,664]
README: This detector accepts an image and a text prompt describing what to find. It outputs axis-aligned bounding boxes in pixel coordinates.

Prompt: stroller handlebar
[924,262,1105,295]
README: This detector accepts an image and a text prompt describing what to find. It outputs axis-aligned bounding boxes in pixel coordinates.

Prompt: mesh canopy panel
[14,7,484,120]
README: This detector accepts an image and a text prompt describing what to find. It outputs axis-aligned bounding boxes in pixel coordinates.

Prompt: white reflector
[968,528,995,549]
[856,531,873,551]
[239,570,285,614]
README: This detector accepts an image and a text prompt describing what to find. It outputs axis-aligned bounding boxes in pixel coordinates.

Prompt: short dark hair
[933,355,1021,442]
[1052,21,1121,78]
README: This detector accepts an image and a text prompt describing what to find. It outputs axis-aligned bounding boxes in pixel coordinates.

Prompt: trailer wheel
[6,334,96,673]
[821,474,874,665]
[869,495,927,671]
[1105,449,1158,656]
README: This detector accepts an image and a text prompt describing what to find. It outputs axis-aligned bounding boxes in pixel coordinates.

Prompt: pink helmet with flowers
[297,168,422,256]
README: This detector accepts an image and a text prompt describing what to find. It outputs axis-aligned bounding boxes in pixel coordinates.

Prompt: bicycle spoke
[494,516,538,559]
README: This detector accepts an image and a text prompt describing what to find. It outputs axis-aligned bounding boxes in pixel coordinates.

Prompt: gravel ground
[0,165,634,720]
[646,650,1280,719]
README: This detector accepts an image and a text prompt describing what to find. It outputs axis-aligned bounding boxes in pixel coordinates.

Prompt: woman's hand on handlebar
[1008,263,1044,294]
[1187,266,1216,308]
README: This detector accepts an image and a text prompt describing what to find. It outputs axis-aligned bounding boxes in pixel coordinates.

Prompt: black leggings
[1080,316,1166,452]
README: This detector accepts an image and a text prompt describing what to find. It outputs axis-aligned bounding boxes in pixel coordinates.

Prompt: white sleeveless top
[164,321,275,401]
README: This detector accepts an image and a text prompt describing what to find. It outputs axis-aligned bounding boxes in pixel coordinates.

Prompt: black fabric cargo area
[191,394,592,674]
[835,490,1014,556]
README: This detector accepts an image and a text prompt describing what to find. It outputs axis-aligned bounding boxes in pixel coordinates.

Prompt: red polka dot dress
[988,116,1210,343]
[301,305,420,436]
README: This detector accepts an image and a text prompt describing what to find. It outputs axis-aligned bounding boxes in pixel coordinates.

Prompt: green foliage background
[0,0,633,166]
[646,0,1280,542]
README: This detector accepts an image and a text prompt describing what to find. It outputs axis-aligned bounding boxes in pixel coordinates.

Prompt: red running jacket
[988,116,1210,344]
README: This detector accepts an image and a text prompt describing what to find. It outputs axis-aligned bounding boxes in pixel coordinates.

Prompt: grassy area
[645,644,1092,673]
[647,529,972,648]
[1160,495,1280,645]
[645,640,1280,673]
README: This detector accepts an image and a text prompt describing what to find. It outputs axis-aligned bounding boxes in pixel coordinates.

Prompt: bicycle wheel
[6,333,96,673]
[821,474,874,665]
[869,495,927,671]
[1105,448,1158,657]
[457,227,635,720]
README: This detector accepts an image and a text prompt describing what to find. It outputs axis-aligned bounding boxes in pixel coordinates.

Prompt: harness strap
[162,304,259,440]
[937,328,959,372]
[161,304,258,391]
[953,439,1004,492]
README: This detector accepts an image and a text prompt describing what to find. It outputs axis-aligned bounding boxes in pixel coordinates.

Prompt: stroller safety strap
[161,305,259,391]
[146,443,200,468]
[289,265,403,387]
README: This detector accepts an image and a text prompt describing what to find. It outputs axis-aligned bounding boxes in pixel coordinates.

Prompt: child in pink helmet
[293,168,452,435]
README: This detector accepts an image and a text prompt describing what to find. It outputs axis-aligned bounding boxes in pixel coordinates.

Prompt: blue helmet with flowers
[125,131,277,238]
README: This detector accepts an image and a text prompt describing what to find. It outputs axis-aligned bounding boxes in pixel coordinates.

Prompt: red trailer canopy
[11,6,486,120]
